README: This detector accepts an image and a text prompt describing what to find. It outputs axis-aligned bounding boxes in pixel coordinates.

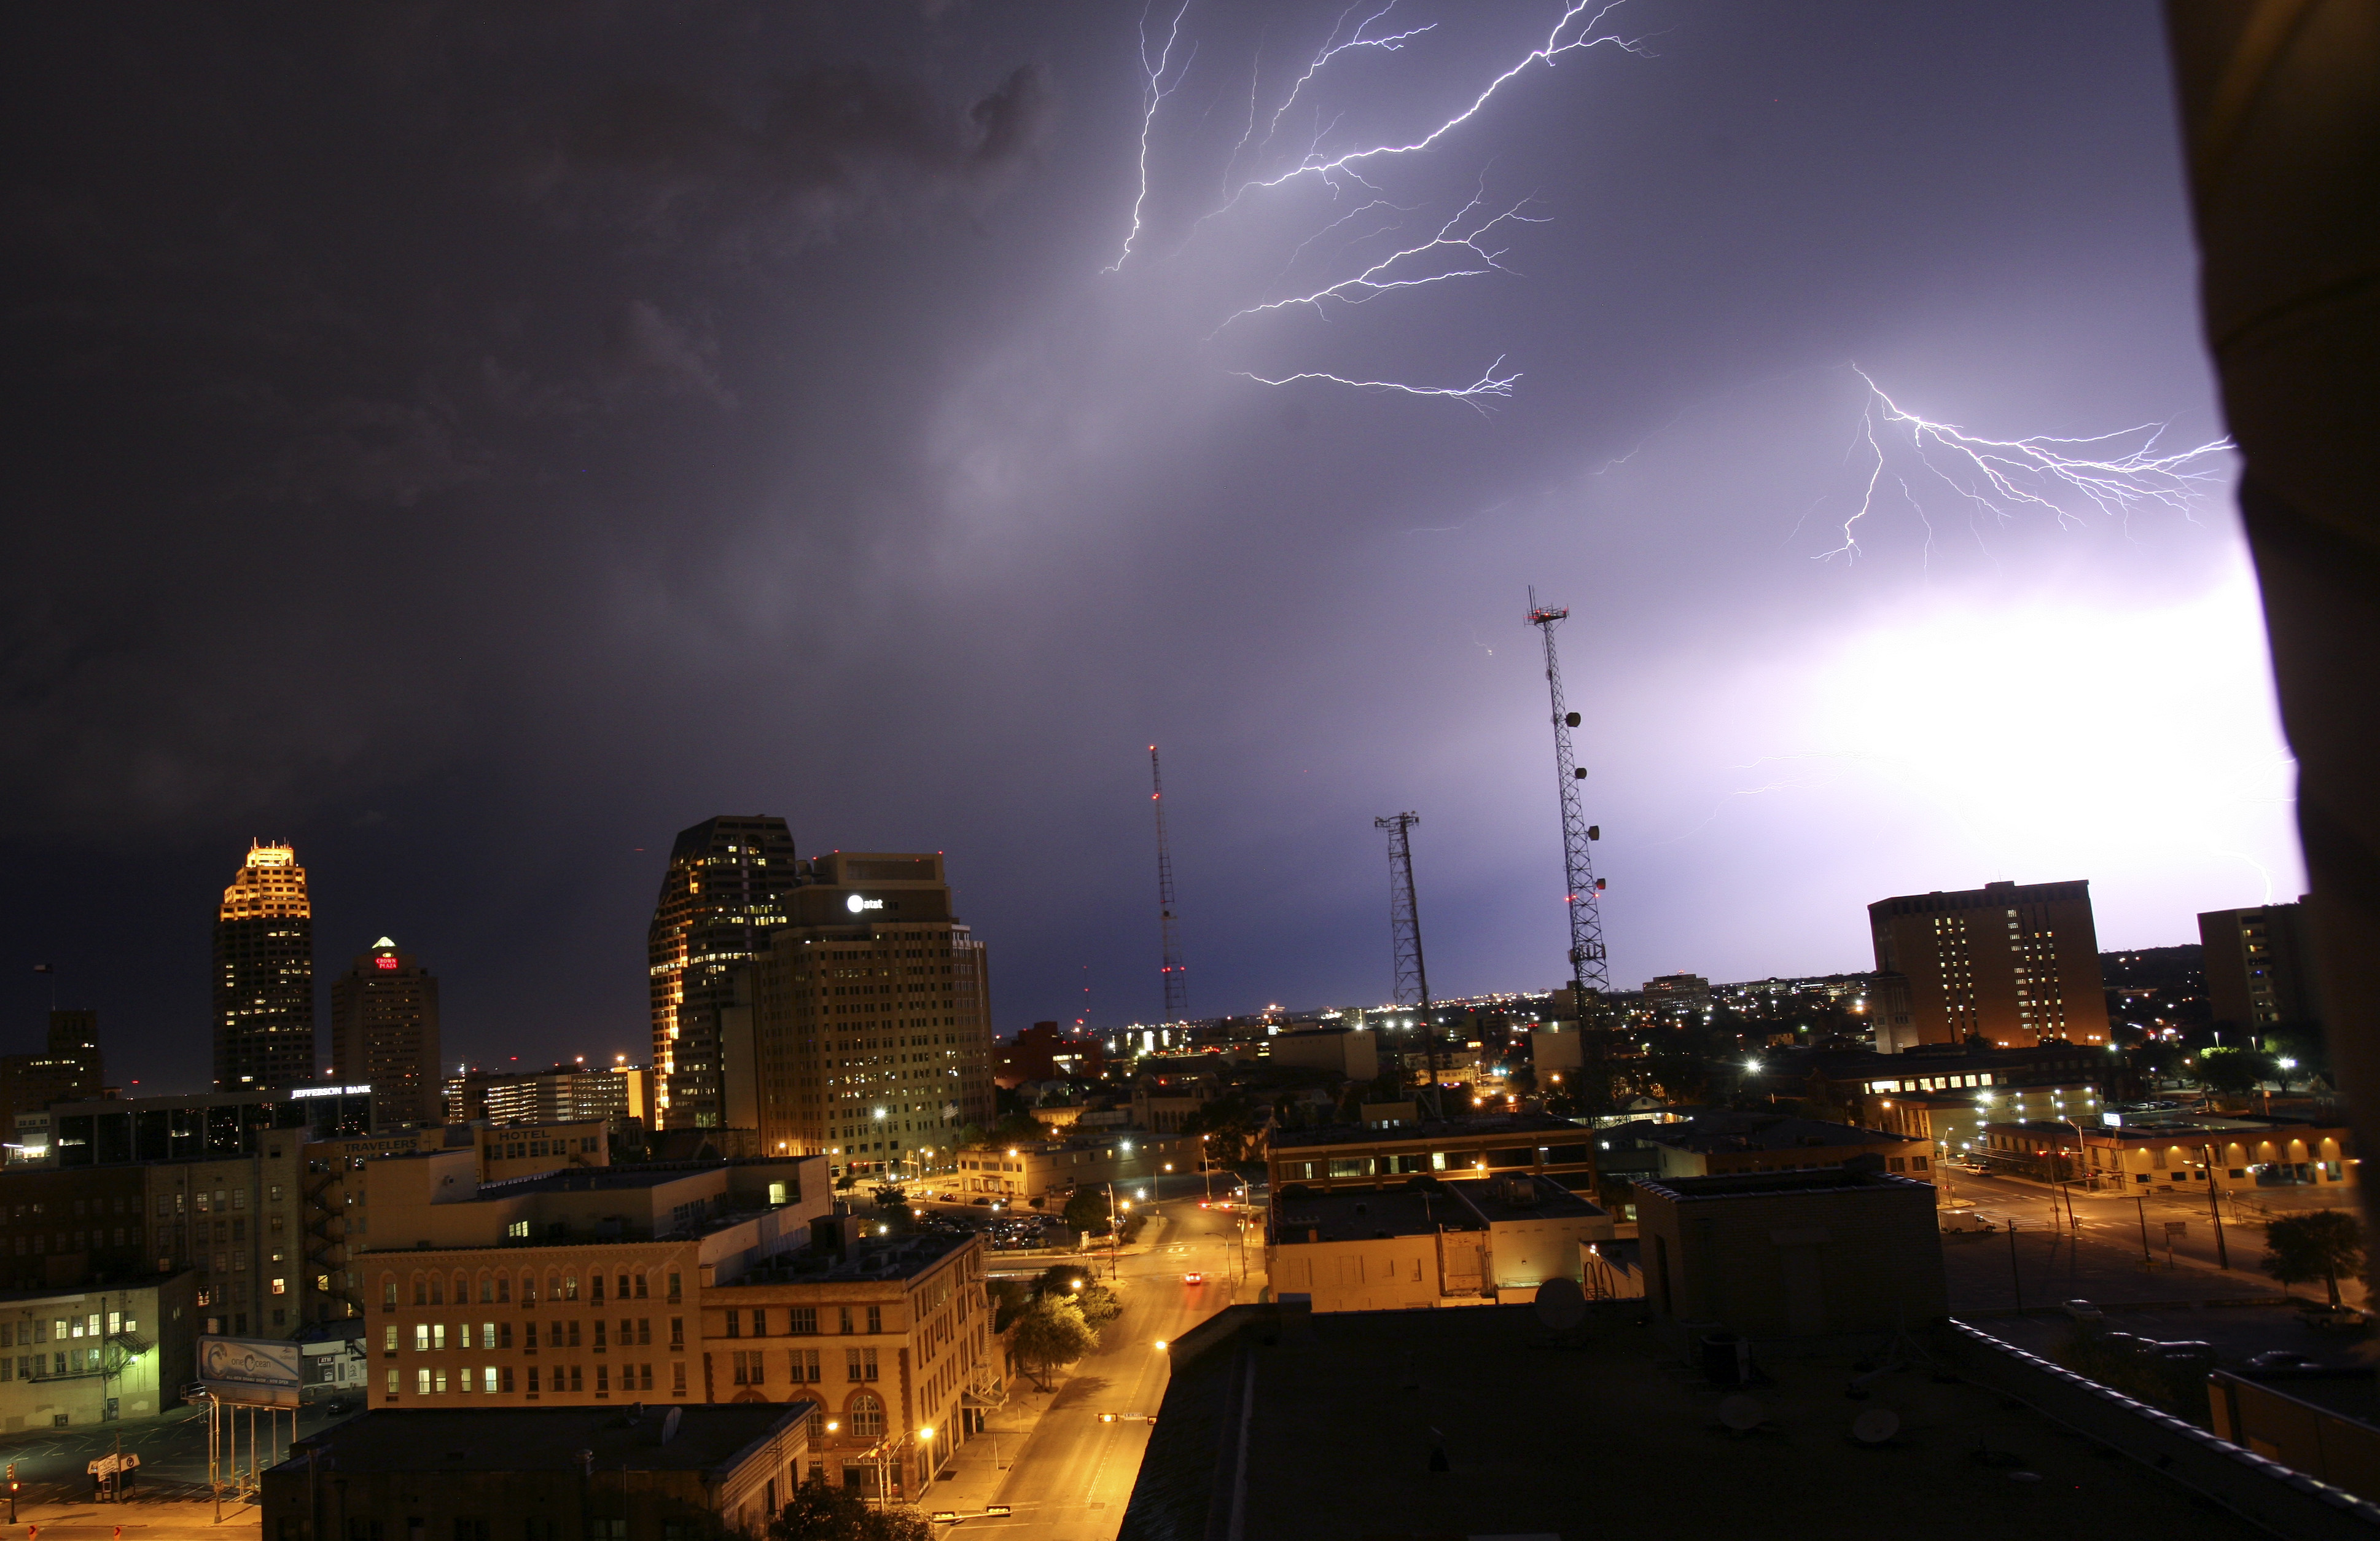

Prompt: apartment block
[2199,902,2319,1031]
[1868,879,2110,1047]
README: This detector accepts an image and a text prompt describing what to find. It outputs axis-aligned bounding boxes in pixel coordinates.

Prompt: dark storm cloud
[0,1,2296,1094]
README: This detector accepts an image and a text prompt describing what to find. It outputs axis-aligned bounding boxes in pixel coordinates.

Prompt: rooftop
[1636,1168,1940,1204]
[1644,1111,1919,1154]
[1440,1173,1608,1225]
[1269,1186,1476,1243]
[1268,1113,1586,1152]
[717,1230,972,1285]
[279,1403,809,1475]
[1121,1303,2281,1541]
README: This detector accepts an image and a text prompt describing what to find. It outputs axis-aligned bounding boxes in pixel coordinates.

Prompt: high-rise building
[746,851,996,1175]
[647,816,798,1129]
[214,841,316,1091]
[0,1009,106,1118]
[329,937,443,1126]
[1867,879,2110,1049]
[446,1061,654,1130]
[2199,901,2319,1032]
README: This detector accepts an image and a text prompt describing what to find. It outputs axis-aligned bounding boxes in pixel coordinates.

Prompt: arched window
[496,1274,512,1304]
[544,1269,560,1303]
[847,1391,884,1439]
[381,1275,397,1310]
[427,1274,442,1306]
[478,1273,494,1304]
[451,1271,468,1303]
[564,1271,579,1301]
[521,1270,537,1305]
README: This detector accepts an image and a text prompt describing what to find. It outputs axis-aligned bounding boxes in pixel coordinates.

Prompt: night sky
[5,2,2298,1093]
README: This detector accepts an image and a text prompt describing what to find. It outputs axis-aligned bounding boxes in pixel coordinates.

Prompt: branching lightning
[1104,1,1645,408]
[1105,2,1198,275]
[1213,189,1543,333]
[1822,366,2234,560]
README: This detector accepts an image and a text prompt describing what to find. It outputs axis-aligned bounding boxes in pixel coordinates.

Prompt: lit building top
[220,840,311,921]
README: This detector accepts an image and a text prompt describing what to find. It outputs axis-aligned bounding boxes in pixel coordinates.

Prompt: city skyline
[2,2,2300,1094]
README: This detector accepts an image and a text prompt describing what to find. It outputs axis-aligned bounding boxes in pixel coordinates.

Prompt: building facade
[744,851,997,1174]
[950,1133,1190,1202]
[0,1010,105,1122]
[214,841,318,1092]
[329,937,443,1127]
[1868,879,2111,1048]
[2198,902,2319,1032]
[1267,1115,1599,1196]
[448,1061,654,1131]
[648,816,801,1131]
[0,1274,198,1430]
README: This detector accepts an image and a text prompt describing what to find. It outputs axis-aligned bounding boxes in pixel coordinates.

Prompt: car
[1184,1271,1204,1285]
[2245,1349,2321,1370]
[2059,1299,2104,1324]
[970,1196,994,1206]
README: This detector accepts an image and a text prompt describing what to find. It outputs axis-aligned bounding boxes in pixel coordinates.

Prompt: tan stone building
[1267,1175,1615,1312]
[1868,878,2111,1048]
[951,1132,1191,1203]
[743,852,997,1175]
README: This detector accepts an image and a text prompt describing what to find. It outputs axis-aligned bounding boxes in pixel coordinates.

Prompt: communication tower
[1375,812,1442,1117]
[1150,746,1189,1022]
[1525,588,1610,1012]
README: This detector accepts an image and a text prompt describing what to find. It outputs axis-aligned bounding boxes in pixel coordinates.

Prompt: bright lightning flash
[1106,2,1197,275]
[1231,355,1519,414]
[1214,189,1544,333]
[1825,367,2234,560]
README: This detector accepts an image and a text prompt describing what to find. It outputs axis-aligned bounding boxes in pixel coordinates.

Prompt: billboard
[197,1335,301,1408]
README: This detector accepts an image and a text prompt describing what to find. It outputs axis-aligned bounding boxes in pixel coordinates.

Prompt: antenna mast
[1525,588,1610,1013]
[1150,746,1189,1023]
[1375,812,1440,1117]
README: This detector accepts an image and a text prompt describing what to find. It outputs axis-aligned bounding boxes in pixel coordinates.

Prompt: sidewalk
[921,1370,1066,1516]
[0,1496,257,1537]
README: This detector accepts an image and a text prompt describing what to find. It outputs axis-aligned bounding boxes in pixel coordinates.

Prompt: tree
[2261,1209,2365,1309]
[1009,1297,1097,1389]
[1061,1186,1110,1235]
[768,1475,931,1541]
[2195,1047,2276,1101]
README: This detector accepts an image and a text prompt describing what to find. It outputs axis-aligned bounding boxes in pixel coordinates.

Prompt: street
[938,1182,1262,1541]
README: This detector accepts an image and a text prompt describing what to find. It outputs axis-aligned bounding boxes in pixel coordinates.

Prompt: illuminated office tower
[746,851,996,1176]
[647,816,798,1129]
[328,937,442,1126]
[213,841,317,1091]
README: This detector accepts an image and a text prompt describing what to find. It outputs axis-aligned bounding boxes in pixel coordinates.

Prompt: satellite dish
[1533,1276,1586,1332]
[1852,1409,1900,1445]
[1719,1395,1765,1432]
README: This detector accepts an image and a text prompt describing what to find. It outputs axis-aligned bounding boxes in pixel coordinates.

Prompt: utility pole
[1524,590,1610,1010]
[1375,814,1440,1118]
[2202,1143,2230,1268]
[1149,747,1189,1024]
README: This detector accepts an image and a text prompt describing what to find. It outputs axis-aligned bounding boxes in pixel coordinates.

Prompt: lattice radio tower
[1525,588,1610,1009]
[1150,746,1189,1023]
[1375,812,1442,1117]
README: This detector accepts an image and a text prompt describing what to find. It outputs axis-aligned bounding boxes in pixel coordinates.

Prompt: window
[667,1272,681,1303]
[838,1308,853,1335]
[416,1368,432,1395]
[670,1317,685,1348]
[673,1362,688,1394]
[596,1363,610,1394]
[414,1325,431,1351]
[384,1327,398,1352]
[733,1351,765,1386]
[847,1392,884,1439]
[794,1348,821,1383]
[788,1307,817,1336]
[866,1306,881,1335]
[724,1310,739,1340]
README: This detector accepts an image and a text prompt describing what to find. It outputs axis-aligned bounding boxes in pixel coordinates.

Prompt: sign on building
[197,1336,300,1408]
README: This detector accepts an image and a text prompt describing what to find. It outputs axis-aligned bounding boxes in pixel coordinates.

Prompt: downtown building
[329,937,442,1128]
[447,1061,654,1131]
[1866,878,2110,1049]
[743,851,996,1176]
[648,817,800,1129]
[2198,900,2319,1032]
[214,841,318,1092]
[0,1009,105,1122]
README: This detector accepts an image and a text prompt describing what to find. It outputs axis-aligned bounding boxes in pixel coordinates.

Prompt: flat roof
[1122,1304,2264,1541]
[1645,1112,1919,1153]
[1636,1169,1937,1203]
[1440,1174,1607,1225]
[278,1403,808,1475]
[719,1231,972,1285]
[1270,1187,1476,1243]
[1269,1114,1588,1152]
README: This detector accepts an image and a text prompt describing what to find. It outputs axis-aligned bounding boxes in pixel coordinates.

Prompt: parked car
[2245,1349,2320,1370]
[2060,1299,2105,1324]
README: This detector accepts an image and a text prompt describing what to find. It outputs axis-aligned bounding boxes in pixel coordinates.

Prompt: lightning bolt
[1820,367,2234,560]
[1106,1,1198,275]
[1102,1,1645,408]
[1213,189,1543,333]
[1230,356,1518,415]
